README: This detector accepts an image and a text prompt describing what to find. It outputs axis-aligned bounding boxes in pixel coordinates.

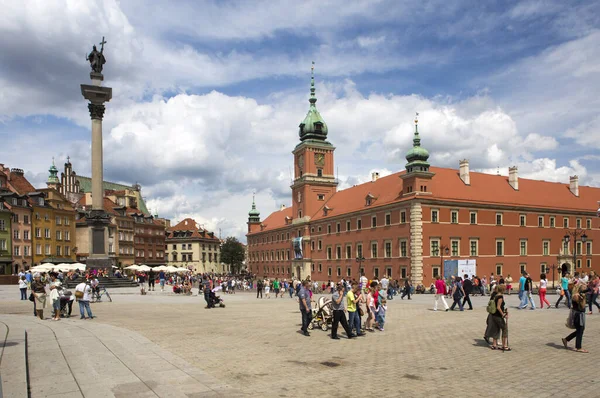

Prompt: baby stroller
[209,290,226,308]
[59,291,73,318]
[308,296,333,331]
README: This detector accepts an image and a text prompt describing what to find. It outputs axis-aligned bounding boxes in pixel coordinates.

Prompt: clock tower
[291,63,337,222]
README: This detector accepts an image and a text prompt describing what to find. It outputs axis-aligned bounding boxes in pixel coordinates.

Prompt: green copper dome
[405,117,431,173]
[299,62,328,142]
[248,195,260,222]
[47,158,59,184]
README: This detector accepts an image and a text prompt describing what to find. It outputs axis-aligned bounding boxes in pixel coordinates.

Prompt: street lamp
[432,244,450,278]
[563,229,588,275]
[356,256,366,276]
[546,263,557,289]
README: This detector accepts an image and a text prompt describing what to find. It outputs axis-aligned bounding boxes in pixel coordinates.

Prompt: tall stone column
[81,71,112,269]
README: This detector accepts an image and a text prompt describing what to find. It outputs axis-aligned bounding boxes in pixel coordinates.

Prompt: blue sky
[0,0,599,241]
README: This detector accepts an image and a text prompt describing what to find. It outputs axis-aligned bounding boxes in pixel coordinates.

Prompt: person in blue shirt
[518,272,527,308]
[25,271,32,284]
[159,271,166,292]
[555,273,572,309]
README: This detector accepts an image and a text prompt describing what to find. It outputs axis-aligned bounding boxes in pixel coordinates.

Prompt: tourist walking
[298,280,312,336]
[256,278,263,299]
[346,284,364,336]
[401,277,412,300]
[556,273,572,309]
[375,298,387,331]
[519,273,536,310]
[75,280,94,320]
[264,279,271,298]
[273,278,280,298]
[462,274,474,310]
[31,273,47,320]
[159,270,166,291]
[489,285,510,351]
[365,286,376,332]
[18,276,27,300]
[433,275,449,311]
[588,274,600,314]
[331,284,354,339]
[539,273,551,309]
[148,269,155,291]
[518,271,527,308]
[450,277,465,311]
[49,273,62,321]
[562,283,589,353]
[505,274,513,295]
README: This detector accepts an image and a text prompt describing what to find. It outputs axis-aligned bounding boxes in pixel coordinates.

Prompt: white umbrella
[176,267,190,272]
[137,265,152,272]
[55,263,71,271]
[73,263,87,271]
[154,265,168,271]
[166,266,179,273]
[125,264,140,270]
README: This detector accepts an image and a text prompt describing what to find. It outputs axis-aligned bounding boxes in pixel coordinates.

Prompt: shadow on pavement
[546,342,568,350]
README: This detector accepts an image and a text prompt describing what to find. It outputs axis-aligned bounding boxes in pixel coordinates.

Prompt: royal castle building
[246,68,599,285]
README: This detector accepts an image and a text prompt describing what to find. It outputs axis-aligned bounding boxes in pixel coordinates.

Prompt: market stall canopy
[137,265,152,272]
[125,265,140,270]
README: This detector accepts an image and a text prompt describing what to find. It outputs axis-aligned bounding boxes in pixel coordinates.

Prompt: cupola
[405,114,430,173]
[299,62,329,143]
[248,195,260,223]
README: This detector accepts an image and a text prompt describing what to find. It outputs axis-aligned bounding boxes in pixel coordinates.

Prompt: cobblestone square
[1,287,598,397]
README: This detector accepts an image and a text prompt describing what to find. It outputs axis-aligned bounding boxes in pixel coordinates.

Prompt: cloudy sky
[1,0,599,241]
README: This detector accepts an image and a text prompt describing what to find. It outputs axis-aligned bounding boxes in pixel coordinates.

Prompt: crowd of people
[17,269,99,320]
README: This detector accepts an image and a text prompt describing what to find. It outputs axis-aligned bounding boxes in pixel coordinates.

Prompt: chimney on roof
[508,166,518,190]
[459,159,470,185]
[184,220,188,225]
[280,204,286,211]
[371,172,380,182]
[570,175,579,197]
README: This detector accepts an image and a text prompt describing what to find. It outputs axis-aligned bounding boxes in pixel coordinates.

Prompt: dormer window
[323,205,331,216]
[38,197,44,206]
[315,123,322,132]
[365,193,375,206]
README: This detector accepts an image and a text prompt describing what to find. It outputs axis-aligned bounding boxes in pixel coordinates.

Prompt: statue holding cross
[86,37,107,73]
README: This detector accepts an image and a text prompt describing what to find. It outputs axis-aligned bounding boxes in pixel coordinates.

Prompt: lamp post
[546,263,557,289]
[432,244,450,278]
[563,229,588,275]
[356,256,366,276]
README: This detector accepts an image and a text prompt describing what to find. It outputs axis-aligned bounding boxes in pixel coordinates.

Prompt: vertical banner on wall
[292,237,303,259]
[443,260,458,280]
[458,259,477,279]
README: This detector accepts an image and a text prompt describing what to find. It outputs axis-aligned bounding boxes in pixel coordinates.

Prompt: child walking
[376,298,387,331]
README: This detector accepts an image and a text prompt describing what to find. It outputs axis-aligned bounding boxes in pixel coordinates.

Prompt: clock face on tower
[315,153,325,166]
[298,154,304,168]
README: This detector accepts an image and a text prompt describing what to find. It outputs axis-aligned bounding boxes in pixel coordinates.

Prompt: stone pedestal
[81,74,112,269]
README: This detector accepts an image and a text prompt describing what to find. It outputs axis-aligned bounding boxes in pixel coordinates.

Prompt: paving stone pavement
[1,287,599,397]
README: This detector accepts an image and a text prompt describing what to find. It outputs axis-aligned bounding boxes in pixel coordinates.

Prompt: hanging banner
[458,259,477,279]
[443,260,458,280]
[292,237,303,259]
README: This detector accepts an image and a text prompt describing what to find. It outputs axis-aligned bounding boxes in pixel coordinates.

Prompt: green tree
[220,237,246,274]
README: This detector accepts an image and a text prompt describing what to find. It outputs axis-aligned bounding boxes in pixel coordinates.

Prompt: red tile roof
[8,173,35,195]
[253,166,600,232]
[259,207,293,232]
[166,218,219,240]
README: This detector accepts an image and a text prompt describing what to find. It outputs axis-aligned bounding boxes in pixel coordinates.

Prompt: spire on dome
[405,113,431,173]
[248,193,260,223]
[48,157,59,184]
[298,61,330,144]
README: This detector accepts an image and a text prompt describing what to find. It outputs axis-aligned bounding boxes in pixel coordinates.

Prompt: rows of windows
[429,239,593,257]
[249,250,291,262]
[430,209,593,229]
[34,244,71,256]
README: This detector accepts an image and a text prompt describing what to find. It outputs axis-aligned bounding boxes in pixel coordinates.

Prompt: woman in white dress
[264,279,271,299]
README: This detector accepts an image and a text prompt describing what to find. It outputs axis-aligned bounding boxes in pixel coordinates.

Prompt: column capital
[88,103,105,120]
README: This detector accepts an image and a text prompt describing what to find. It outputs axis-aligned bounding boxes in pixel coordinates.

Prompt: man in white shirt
[75,281,94,320]
[90,277,100,301]
[359,273,368,293]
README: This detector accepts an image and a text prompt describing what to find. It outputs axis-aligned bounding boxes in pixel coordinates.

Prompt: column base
[86,257,113,269]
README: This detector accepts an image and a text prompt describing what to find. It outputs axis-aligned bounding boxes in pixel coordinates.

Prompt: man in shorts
[273,278,280,298]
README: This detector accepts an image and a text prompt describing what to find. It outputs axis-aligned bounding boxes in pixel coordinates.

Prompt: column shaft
[91,118,103,210]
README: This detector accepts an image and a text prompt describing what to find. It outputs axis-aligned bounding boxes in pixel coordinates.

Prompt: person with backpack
[488,285,510,351]
[484,285,499,344]
[449,276,465,311]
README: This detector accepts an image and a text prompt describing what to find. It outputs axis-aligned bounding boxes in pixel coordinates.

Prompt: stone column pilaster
[409,201,423,285]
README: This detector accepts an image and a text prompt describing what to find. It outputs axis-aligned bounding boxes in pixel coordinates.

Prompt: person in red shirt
[433,275,449,311]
